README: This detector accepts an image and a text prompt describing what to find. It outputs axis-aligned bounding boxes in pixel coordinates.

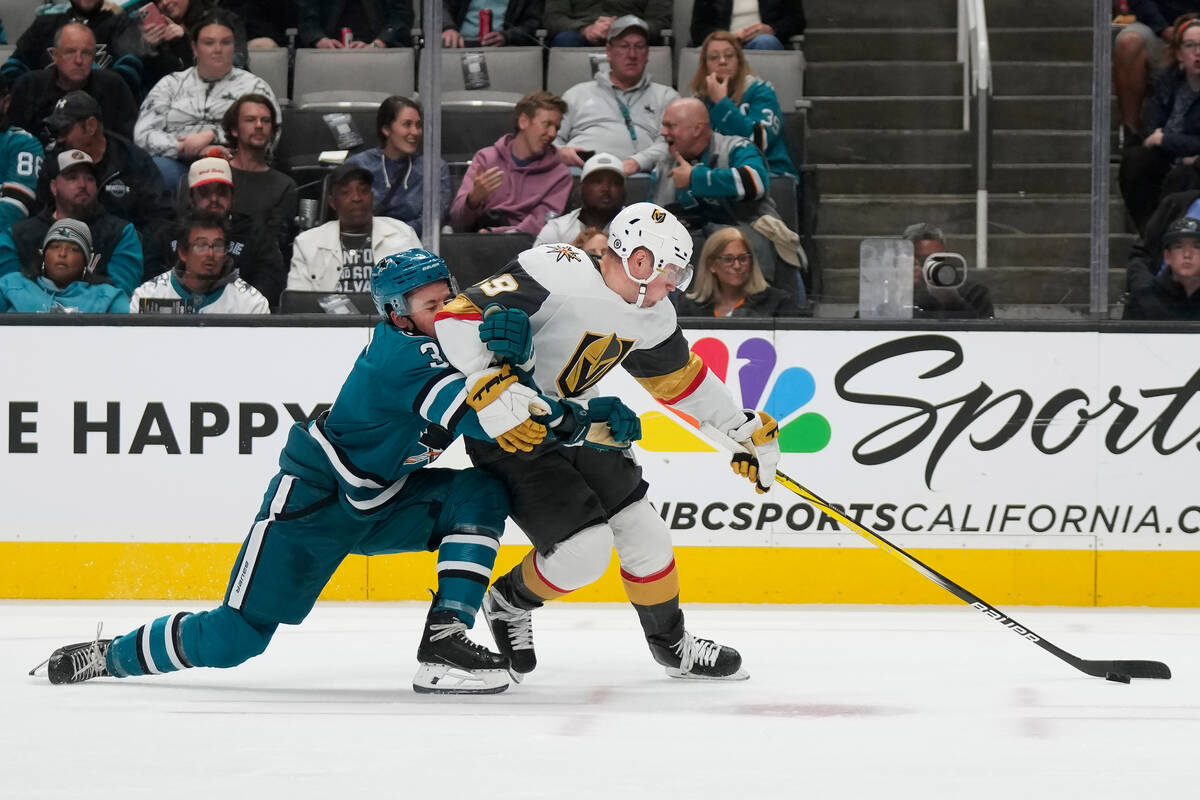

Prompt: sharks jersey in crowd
[435,243,746,429]
[0,125,42,228]
[280,320,493,515]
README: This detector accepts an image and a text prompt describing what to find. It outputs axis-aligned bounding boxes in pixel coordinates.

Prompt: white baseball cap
[581,152,625,183]
[187,157,233,189]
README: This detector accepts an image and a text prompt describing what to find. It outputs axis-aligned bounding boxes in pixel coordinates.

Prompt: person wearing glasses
[1119,15,1200,234]
[673,225,799,317]
[130,210,269,313]
[689,30,796,178]
[555,16,679,175]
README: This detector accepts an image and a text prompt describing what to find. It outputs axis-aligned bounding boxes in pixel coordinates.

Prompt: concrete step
[817,266,1124,307]
[803,28,1092,63]
[808,95,1092,130]
[807,129,1094,165]
[804,61,1090,98]
[813,233,1134,271]
[812,163,1115,195]
[808,0,956,29]
[986,1,1091,28]
[817,195,1129,236]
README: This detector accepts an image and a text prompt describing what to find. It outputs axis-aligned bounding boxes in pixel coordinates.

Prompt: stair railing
[958,0,992,270]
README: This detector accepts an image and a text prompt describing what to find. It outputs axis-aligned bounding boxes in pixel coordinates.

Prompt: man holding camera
[903,223,994,320]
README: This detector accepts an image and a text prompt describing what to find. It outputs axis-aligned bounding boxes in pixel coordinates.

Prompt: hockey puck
[1105,671,1132,683]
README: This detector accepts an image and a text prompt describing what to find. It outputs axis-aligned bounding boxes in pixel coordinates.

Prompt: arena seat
[440,46,544,94]
[293,48,416,106]
[440,93,522,162]
[438,232,534,286]
[248,47,290,105]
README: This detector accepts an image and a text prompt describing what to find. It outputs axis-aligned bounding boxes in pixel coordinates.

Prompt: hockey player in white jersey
[435,202,780,681]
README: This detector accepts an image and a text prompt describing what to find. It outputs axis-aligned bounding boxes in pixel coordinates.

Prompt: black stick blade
[1077,659,1172,680]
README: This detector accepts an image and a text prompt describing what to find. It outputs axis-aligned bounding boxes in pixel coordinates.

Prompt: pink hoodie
[450,133,573,236]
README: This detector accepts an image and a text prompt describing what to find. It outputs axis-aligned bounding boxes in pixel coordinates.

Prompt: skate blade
[507,666,526,684]
[664,666,750,681]
[412,663,510,695]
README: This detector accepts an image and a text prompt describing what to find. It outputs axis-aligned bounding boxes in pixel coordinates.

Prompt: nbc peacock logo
[639,336,832,453]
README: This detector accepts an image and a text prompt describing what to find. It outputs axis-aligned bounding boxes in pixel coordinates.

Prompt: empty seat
[438,232,534,286]
[678,48,805,111]
[279,290,376,315]
[767,173,799,233]
[546,46,673,95]
[440,47,543,94]
[248,47,290,104]
[293,48,416,106]
[275,106,379,176]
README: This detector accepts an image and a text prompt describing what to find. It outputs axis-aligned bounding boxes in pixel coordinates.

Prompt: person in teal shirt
[0,218,128,313]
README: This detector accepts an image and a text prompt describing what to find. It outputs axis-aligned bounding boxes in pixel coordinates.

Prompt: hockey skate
[413,608,511,695]
[649,631,749,681]
[481,584,536,682]
[31,625,111,684]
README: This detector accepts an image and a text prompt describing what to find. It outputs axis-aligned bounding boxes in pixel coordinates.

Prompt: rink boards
[2,323,1198,606]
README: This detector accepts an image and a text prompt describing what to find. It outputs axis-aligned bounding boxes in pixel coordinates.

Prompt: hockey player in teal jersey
[34,249,557,694]
[0,72,43,228]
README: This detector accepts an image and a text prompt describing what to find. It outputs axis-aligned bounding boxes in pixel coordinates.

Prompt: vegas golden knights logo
[557,332,637,397]
[651,209,666,223]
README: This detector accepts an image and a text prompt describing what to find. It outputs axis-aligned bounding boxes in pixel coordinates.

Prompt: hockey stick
[699,423,1172,681]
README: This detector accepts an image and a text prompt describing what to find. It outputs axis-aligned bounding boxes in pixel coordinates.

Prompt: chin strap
[635,283,648,308]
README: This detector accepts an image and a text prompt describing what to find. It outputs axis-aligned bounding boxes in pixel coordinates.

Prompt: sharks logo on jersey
[557,331,636,397]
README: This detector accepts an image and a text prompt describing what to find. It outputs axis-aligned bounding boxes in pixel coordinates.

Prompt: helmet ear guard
[370,248,458,321]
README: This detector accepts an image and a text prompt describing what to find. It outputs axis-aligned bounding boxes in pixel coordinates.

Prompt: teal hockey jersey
[279,321,493,515]
[0,126,42,228]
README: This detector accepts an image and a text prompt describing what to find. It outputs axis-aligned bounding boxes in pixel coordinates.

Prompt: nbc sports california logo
[638,336,831,453]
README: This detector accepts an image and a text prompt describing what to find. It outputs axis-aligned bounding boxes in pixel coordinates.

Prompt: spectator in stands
[690,30,797,177]
[287,162,421,292]
[221,93,297,253]
[535,151,626,244]
[297,0,414,48]
[221,0,290,49]
[2,0,141,94]
[0,73,44,229]
[0,218,129,313]
[1119,16,1200,234]
[344,96,449,238]
[903,223,993,320]
[38,92,171,241]
[1124,214,1200,318]
[134,0,251,94]
[146,156,285,309]
[673,225,799,317]
[570,225,608,256]
[1114,3,1200,145]
[689,0,804,50]
[9,23,138,145]
[450,90,572,235]
[442,0,544,47]
[133,10,278,194]
[545,0,670,46]
[1124,186,1200,294]
[651,97,805,302]
[555,16,678,174]
[131,210,269,313]
[0,150,142,295]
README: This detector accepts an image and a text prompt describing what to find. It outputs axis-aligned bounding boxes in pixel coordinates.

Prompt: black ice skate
[31,626,112,684]
[481,584,536,682]
[413,608,510,695]
[649,631,749,681]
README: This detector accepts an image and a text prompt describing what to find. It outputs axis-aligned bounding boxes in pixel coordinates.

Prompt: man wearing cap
[0,149,142,295]
[545,1,671,47]
[134,10,279,193]
[535,151,627,245]
[9,23,138,146]
[0,72,44,229]
[554,16,678,176]
[287,162,421,293]
[142,156,286,309]
[37,90,170,239]
[131,211,269,314]
[0,218,129,313]
[1124,215,1200,319]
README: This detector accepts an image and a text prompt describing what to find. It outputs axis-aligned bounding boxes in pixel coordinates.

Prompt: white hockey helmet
[607,202,694,306]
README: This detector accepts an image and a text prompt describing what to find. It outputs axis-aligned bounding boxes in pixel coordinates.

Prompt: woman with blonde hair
[674,226,799,318]
[690,30,797,178]
[571,226,608,258]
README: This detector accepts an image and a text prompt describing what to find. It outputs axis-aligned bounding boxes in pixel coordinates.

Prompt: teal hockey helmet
[371,248,458,320]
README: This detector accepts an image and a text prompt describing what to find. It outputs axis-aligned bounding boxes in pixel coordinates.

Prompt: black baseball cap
[1163,216,1200,246]
[44,91,104,136]
[329,162,373,188]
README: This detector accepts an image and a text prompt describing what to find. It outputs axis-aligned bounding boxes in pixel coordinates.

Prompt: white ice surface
[2,601,1196,799]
